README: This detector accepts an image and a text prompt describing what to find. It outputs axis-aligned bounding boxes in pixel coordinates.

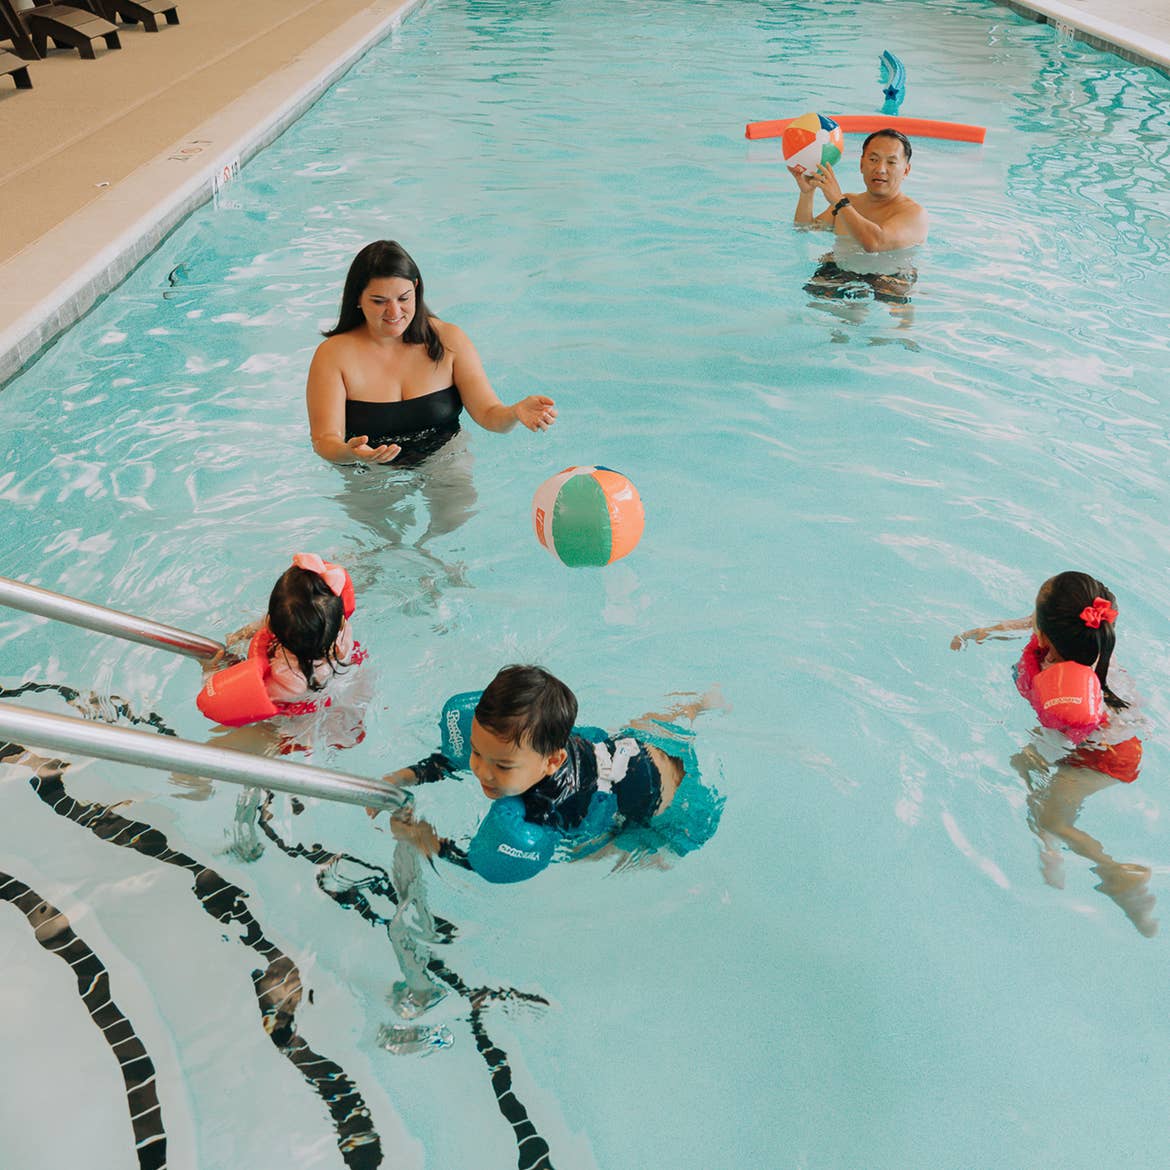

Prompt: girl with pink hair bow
[201,553,366,726]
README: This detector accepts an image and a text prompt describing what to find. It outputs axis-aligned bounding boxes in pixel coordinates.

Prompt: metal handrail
[0,575,224,661]
[0,702,409,812]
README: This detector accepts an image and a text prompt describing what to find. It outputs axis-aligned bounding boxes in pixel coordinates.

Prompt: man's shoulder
[874,194,928,236]
[863,192,925,216]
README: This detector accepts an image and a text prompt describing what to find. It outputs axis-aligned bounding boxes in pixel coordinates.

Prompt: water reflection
[804,238,919,331]
[335,433,478,600]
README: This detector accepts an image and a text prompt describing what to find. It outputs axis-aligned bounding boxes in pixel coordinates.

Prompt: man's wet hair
[861,128,913,163]
[475,665,578,755]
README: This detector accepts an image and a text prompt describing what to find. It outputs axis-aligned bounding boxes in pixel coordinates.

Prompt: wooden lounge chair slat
[0,0,40,59]
[92,0,179,33]
[0,45,33,87]
[23,0,122,59]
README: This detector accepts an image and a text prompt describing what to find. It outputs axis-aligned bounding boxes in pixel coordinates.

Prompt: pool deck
[0,0,417,384]
[0,0,1167,385]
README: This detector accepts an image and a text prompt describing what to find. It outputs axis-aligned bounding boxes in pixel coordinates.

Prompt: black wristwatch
[831,197,851,216]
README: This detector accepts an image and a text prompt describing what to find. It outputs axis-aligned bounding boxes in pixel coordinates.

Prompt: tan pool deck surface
[1,0,1168,383]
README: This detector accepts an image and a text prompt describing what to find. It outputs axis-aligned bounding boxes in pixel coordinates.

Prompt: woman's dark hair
[322,240,445,362]
[861,128,913,163]
[1035,571,1128,710]
[266,566,347,693]
[475,665,578,755]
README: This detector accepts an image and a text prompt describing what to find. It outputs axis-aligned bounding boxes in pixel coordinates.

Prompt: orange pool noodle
[745,114,986,144]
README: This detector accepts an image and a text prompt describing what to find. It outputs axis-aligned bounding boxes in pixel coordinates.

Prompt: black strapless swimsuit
[345,385,463,467]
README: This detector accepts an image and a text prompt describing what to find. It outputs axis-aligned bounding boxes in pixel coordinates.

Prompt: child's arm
[950,615,1033,651]
[390,810,440,856]
[388,809,474,870]
[226,618,264,647]
[382,753,458,788]
[384,799,559,883]
[367,754,460,818]
[200,617,263,674]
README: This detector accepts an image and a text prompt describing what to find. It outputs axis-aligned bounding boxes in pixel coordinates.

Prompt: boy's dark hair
[861,128,913,163]
[266,566,346,692]
[1035,571,1128,711]
[323,239,445,362]
[475,665,578,755]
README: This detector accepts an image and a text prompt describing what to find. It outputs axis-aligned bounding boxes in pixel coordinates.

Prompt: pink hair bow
[1080,597,1118,628]
[292,552,347,598]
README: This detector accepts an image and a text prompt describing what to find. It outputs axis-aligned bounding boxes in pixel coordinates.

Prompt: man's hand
[805,162,844,205]
[788,165,818,193]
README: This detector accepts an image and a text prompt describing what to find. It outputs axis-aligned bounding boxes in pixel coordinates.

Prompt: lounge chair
[93,0,179,33]
[20,0,122,59]
[0,0,39,61]
[0,46,32,87]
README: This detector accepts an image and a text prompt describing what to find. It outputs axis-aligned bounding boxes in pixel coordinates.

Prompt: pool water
[4,1,1170,1167]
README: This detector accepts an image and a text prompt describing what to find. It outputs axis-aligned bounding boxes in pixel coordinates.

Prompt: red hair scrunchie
[1080,597,1118,628]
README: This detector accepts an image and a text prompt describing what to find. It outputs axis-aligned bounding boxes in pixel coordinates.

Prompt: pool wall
[997,0,1170,73]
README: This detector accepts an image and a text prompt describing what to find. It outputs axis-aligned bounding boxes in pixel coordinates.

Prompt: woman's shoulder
[309,332,354,376]
[314,329,362,358]
[430,316,470,347]
[310,330,379,387]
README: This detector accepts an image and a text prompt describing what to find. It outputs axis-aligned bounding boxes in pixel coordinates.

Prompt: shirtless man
[791,128,928,250]
[791,128,927,313]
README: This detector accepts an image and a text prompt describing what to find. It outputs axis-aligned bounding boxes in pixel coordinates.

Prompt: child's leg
[1025,763,1115,869]
[1026,762,1157,937]
[646,745,685,815]
[628,685,729,731]
[625,688,727,816]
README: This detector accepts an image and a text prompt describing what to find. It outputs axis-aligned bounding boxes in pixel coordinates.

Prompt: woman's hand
[346,434,402,464]
[513,395,558,432]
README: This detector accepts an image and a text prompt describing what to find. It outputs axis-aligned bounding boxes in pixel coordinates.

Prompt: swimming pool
[4,0,1170,1166]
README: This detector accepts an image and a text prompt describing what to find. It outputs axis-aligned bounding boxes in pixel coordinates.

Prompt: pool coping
[0,0,422,389]
[998,0,1170,74]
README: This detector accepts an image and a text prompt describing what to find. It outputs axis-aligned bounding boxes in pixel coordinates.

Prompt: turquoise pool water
[4,1,1170,1167]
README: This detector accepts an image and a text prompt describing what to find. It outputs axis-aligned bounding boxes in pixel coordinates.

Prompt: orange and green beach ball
[782,111,844,174]
[532,466,645,567]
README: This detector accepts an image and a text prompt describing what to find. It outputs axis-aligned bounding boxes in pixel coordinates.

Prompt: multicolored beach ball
[532,466,645,567]
[781,112,844,174]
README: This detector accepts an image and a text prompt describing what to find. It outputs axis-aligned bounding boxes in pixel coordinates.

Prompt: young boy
[381,665,723,882]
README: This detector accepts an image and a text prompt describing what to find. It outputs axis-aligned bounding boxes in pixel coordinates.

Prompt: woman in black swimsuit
[306,240,557,469]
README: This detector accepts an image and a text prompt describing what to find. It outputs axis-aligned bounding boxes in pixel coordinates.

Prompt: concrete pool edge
[997,0,1170,74]
[0,0,422,389]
